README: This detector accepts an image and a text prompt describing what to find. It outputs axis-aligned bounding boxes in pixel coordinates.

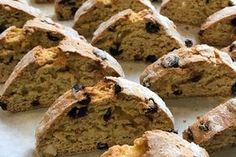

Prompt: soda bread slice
[199,6,236,46]
[0,18,84,83]
[140,44,236,98]
[0,39,124,112]
[222,40,236,60]
[35,77,174,157]
[73,0,154,38]
[183,98,236,153]
[101,130,209,157]
[160,0,235,26]
[0,0,40,33]
[55,0,87,20]
[92,9,185,62]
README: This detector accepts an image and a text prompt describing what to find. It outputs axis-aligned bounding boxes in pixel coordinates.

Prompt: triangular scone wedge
[140,44,236,98]
[183,98,236,153]
[35,77,174,157]
[160,0,235,26]
[199,6,236,46]
[92,9,185,62]
[73,0,154,38]
[0,39,124,112]
[101,130,209,157]
[0,0,40,33]
[0,17,85,83]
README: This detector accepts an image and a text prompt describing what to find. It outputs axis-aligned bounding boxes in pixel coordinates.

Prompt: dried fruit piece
[162,54,180,68]
[145,22,160,33]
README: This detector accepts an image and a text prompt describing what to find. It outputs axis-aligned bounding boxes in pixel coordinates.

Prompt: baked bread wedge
[0,39,124,112]
[0,17,84,83]
[199,6,236,46]
[35,77,174,157]
[183,98,236,153]
[73,0,154,38]
[92,9,185,62]
[160,0,235,26]
[101,130,209,157]
[55,0,87,20]
[0,0,40,33]
[140,44,236,98]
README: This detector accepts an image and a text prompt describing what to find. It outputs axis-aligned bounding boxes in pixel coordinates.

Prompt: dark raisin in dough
[205,0,210,4]
[185,39,193,47]
[0,102,7,110]
[198,121,210,131]
[144,98,158,114]
[114,83,122,94]
[109,43,123,56]
[31,100,40,106]
[229,44,236,52]
[186,127,194,141]
[47,33,60,41]
[162,54,180,68]
[146,55,157,63]
[231,18,236,26]
[231,83,236,95]
[189,73,202,82]
[68,106,88,118]
[198,30,204,36]
[78,94,91,105]
[72,84,84,93]
[145,22,160,33]
[97,143,109,150]
[71,7,78,15]
[0,24,6,33]
[103,107,112,122]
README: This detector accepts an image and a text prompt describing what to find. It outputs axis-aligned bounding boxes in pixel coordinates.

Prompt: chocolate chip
[199,121,210,131]
[0,24,6,33]
[185,39,193,47]
[198,30,204,36]
[146,55,157,63]
[144,98,158,114]
[97,142,109,150]
[162,54,180,68]
[232,83,236,95]
[0,102,7,110]
[229,44,236,52]
[186,127,194,141]
[70,7,78,15]
[109,43,123,56]
[145,22,160,33]
[78,94,91,105]
[68,106,88,118]
[103,107,112,122]
[47,33,60,41]
[114,83,122,94]
[189,73,202,82]
[93,49,107,60]
[72,84,84,93]
[231,18,236,26]
[31,100,40,106]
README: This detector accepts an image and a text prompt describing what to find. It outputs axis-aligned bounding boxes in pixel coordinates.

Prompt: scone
[0,0,40,33]
[160,0,235,26]
[0,18,84,83]
[183,98,236,153]
[0,39,124,112]
[140,44,236,98]
[92,9,185,62]
[199,6,236,46]
[35,0,54,3]
[73,0,154,38]
[222,40,236,60]
[55,0,87,20]
[101,130,209,157]
[35,77,174,157]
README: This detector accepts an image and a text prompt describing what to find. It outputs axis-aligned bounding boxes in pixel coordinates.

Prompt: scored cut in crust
[35,77,174,157]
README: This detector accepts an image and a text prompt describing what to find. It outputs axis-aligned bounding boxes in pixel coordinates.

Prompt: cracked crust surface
[0,39,124,112]
[35,77,174,157]
[101,130,209,157]
[183,98,236,153]
[160,0,236,26]
[200,6,236,46]
[140,44,236,98]
[73,0,154,38]
[91,9,184,62]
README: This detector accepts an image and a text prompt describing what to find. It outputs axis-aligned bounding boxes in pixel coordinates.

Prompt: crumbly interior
[74,0,149,38]
[200,17,236,46]
[0,5,33,32]
[92,20,181,61]
[2,48,116,112]
[37,82,173,157]
[147,62,236,98]
[55,0,86,20]
[160,0,231,26]
[0,28,64,83]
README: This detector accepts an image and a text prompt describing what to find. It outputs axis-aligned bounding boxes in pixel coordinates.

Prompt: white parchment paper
[0,1,236,157]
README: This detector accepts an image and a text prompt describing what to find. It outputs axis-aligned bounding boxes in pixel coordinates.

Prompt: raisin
[232,83,236,95]
[162,54,180,68]
[199,121,210,131]
[229,43,236,52]
[0,102,7,110]
[145,22,160,33]
[144,98,158,114]
[31,100,40,106]
[58,0,76,5]
[109,43,123,56]
[114,83,122,94]
[68,106,88,118]
[0,24,6,33]
[97,143,109,150]
[231,18,236,26]
[93,49,107,60]
[146,55,157,63]
[186,127,194,141]
[47,33,60,41]
[70,7,78,15]
[189,73,202,82]
[205,0,210,3]
[103,107,112,122]
[185,39,193,47]
[78,94,91,105]
[72,84,84,93]
[198,30,204,36]
[172,85,182,95]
